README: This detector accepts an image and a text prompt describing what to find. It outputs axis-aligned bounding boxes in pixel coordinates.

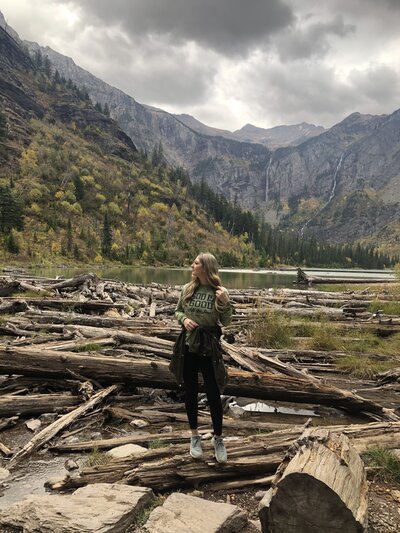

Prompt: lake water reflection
[30,266,395,290]
[31,266,296,289]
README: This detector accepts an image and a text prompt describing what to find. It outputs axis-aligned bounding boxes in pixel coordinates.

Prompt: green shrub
[336,354,394,378]
[85,448,110,467]
[309,322,342,351]
[363,446,400,482]
[148,438,168,449]
[247,310,291,348]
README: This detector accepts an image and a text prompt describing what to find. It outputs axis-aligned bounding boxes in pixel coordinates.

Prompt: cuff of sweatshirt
[215,301,231,311]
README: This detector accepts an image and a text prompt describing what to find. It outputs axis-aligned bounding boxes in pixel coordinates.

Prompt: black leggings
[183,352,223,436]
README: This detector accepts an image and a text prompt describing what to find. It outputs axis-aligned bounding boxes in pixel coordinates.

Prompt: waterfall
[327,153,343,204]
[265,155,272,203]
[300,152,344,237]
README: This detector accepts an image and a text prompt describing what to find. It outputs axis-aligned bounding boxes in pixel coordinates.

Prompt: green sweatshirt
[175,283,232,352]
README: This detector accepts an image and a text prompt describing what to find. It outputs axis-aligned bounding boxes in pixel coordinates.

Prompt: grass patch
[368,301,400,315]
[291,319,316,337]
[336,354,395,378]
[15,289,49,298]
[85,447,111,467]
[247,310,291,348]
[362,446,400,482]
[73,343,102,352]
[307,322,343,351]
[342,332,400,357]
[128,497,163,531]
[148,438,168,449]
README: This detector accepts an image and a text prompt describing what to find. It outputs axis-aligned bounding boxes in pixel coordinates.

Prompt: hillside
[0,25,257,266]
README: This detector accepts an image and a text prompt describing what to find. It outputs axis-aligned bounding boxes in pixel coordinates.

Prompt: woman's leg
[183,352,200,433]
[199,356,223,436]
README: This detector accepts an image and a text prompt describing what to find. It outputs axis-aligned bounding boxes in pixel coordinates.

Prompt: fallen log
[0,280,20,296]
[0,441,12,456]
[48,420,400,492]
[9,385,119,467]
[258,427,368,533]
[0,393,80,417]
[42,272,98,290]
[0,416,18,431]
[0,299,28,314]
[0,347,396,420]
[105,406,292,432]
[0,297,126,312]
[296,267,394,285]
[51,429,213,452]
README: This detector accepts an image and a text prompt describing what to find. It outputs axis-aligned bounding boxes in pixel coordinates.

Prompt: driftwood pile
[0,271,400,530]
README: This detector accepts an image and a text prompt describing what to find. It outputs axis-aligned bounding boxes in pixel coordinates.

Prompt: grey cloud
[349,65,400,104]
[239,61,360,126]
[59,0,294,55]
[275,14,355,61]
[81,30,217,106]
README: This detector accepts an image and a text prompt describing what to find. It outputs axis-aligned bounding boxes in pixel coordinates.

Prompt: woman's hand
[215,286,229,304]
[183,318,199,331]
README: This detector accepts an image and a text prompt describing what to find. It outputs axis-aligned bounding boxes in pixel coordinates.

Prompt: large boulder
[0,483,153,532]
[144,492,247,532]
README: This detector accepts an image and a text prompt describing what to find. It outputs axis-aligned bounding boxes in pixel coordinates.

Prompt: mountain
[11,20,400,255]
[0,23,258,266]
[233,122,325,149]
[264,110,400,248]
[173,114,325,149]
[173,114,237,140]
[23,42,274,211]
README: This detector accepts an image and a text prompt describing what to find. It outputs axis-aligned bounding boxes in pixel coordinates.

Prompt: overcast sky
[1,0,400,131]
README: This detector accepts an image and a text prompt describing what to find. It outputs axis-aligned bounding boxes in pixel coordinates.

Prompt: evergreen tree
[43,56,52,77]
[66,218,73,254]
[0,111,7,140]
[73,174,85,200]
[6,229,20,254]
[0,187,24,233]
[101,211,112,258]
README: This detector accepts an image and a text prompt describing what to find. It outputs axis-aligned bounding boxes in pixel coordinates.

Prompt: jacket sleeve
[216,288,232,326]
[175,287,187,325]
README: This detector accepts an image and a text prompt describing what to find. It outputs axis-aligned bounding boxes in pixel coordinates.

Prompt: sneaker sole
[190,451,203,459]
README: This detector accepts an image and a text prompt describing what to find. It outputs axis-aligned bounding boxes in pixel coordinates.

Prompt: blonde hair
[183,252,222,303]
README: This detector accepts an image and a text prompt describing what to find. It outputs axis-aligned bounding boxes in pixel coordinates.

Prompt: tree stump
[258,428,368,533]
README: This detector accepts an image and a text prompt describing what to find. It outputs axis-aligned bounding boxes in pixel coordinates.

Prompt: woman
[170,252,232,463]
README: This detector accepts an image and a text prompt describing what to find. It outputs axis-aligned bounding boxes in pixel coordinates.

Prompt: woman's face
[191,256,205,279]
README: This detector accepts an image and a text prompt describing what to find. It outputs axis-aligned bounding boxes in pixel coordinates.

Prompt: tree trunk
[0,347,396,420]
[258,428,368,533]
[0,393,79,417]
[48,421,400,493]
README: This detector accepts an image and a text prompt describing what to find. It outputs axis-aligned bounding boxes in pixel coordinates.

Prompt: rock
[0,468,10,481]
[144,492,247,532]
[0,483,154,532]
[255,490,267,500]
[40,413,58,423]
[158,425,173,433]
[249,519,262,531]
[130,419,149,428]
[64,459,79,471]
[391,490,400,504]
[103,308,121,318]
[25,418,42,431]
[64,436,80,444]
[107,444,148,459]
[228,404,245,418]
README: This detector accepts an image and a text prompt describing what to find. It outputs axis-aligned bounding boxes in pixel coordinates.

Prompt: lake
[26,266,396,290]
